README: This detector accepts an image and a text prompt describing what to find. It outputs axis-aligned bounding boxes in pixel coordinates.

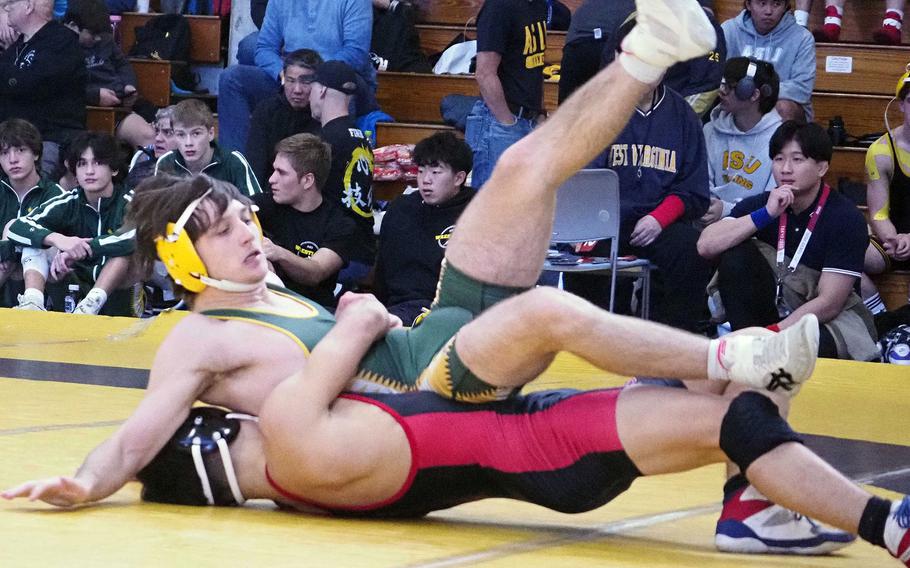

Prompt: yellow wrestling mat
[0,310,906,567]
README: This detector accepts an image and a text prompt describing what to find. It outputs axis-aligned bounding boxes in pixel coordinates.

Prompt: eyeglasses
[284,75,317,86]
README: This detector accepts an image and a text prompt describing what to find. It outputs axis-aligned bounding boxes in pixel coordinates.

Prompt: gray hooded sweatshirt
[703,106,783,216]
[722,10,815,120]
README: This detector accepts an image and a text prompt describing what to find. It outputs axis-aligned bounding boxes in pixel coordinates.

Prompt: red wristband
[766,324,781,333]
[649,195,685,228]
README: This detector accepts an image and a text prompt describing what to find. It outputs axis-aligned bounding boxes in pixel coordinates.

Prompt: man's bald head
[32,0,54,21]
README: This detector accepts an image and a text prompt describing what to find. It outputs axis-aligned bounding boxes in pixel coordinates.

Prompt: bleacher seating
[376,123,458,147]
[120,12,224,64]
[873,271,910,311]
[415,25,566,66]
[367,0,905,190]
[715,0,908,44]
[376,72,558,123]
[85,12,225,135]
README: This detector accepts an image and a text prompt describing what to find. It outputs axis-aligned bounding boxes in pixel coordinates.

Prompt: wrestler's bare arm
[868,152,899,242]
[2,316,238,507]
[260,293,399,484]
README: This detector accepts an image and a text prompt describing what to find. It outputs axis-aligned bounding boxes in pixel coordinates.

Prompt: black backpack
[129,14,191,63]
[129,14,201,92]
[370,2,431,73]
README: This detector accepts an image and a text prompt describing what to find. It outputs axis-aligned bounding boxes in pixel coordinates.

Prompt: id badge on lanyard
[774,186,831,318]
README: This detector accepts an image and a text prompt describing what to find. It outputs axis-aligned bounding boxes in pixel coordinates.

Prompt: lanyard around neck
[775,184,831,274]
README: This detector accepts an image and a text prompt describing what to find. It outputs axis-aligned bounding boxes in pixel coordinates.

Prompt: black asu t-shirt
[476,0,548,115]
[253,193,359,307]
[320,116,375,261]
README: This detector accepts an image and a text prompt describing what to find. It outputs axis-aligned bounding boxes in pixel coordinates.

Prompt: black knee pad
[719,391,804,473]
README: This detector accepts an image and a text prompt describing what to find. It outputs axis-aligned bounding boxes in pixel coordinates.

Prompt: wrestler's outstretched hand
[2,475,92,507]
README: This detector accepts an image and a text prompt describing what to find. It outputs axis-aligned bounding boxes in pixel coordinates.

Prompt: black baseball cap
[313,60,358,95]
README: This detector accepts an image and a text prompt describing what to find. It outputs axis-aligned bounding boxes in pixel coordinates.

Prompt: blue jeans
[217,64,280,153]
[236,31,259,66]
[464,100,536,189]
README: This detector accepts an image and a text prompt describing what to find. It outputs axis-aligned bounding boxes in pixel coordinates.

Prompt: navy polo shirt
[731,185,867,277]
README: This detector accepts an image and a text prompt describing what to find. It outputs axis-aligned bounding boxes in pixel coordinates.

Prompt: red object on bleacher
[212,0,231,16]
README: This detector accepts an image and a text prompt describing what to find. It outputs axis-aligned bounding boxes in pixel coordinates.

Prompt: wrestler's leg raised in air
[444,0,716,287]
[416,0,818,400]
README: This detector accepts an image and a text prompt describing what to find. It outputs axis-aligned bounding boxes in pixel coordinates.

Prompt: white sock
[864,293,887,315]
[619,52,665,85]
[884,9,904,29]
[707,337,733,381]
[794,9,810,27]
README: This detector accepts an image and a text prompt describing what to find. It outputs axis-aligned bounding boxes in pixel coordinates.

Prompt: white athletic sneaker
[709,314,819,397]
[14,292,46,311]
[885,496,910,566]
[619,0,716,83]
[716,485,856,555]
[73,288,107,315]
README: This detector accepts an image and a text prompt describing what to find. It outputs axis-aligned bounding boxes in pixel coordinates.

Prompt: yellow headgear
[155,188,263,293]
[896,63,910,99]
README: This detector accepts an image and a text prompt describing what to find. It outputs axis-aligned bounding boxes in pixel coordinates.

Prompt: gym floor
[0,310,905,567]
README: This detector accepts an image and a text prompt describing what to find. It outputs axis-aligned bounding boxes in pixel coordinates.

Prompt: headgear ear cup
[156,222,209,293]
[896,62,910,99]
[155,188,213,293]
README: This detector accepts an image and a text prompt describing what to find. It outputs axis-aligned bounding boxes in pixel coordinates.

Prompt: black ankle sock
[858,496,891,547]
[722,473,749,502]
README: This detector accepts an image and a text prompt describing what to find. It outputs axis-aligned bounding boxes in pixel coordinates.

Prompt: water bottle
[64,284,81,313]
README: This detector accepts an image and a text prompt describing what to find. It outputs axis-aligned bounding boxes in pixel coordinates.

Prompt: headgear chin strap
[155,188,265,293]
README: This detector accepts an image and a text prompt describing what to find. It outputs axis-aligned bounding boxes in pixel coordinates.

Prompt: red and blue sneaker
[716,484,855,555]
[885,496,910,565]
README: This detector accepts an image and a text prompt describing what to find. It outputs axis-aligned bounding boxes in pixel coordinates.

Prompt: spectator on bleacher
[154,99,262,196]
[864,68,910,310]
[63,0,156,151]
[217,0,377,154]
[374,132,476,326]
[558,0,633,103]
[561,2,724,117]
[309,60,376,287]
[795,0,906,45]
[722,0,815,123]
[0,0,86,178]
[698,121,878,360]
[252,133,358,309]
[236,0,268,65]
[7,131,137,315]
[246,49,323,186]
[465,0,547,190]
[702,57,782,226]
[659,1,728,118]
[564,17,713,333]
[0,118,66,307]
[126,105,177,189]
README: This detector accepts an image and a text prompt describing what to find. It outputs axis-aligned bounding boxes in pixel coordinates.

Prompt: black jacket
[375,187,475,306]
[0,21,86,143]
[82,34,138,105]
[245,93,321,185]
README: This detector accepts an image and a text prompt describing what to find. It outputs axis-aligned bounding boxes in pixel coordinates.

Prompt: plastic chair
[543,169,653,318]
